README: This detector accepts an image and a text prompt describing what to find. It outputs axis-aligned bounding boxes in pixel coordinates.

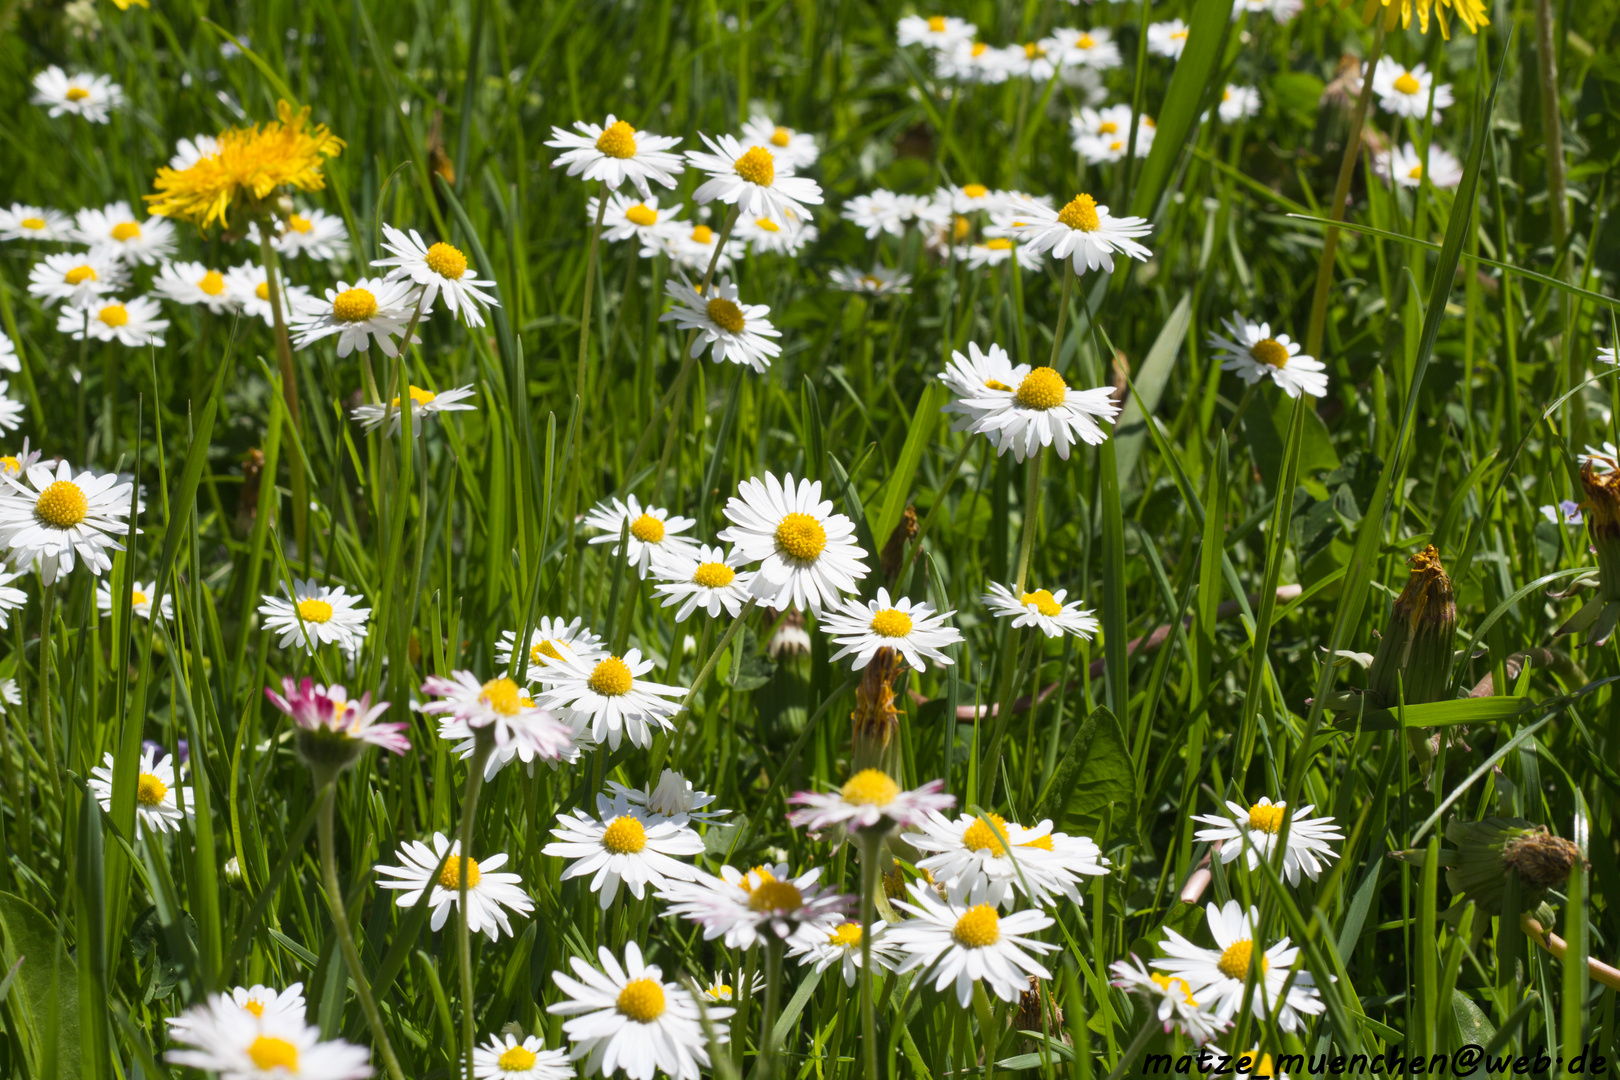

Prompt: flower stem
[35,581,62,809]
[1012,446,1044,593]
[576,187,611,405]
[457,730,495,1080]
[758,939,785,1079]
[1046,260,1075,371]
[256,223,310,565]
[315,779,406,1080]
[857,830,882,1080]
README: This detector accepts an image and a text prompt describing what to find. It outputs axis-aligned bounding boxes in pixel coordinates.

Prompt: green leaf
[1242,389,1340,491]
[1113,292,1191,482]
[871,382,946,546]
[1340,695,1532,731]
[1128,0,1235,220]
[0,892,81,1080]
[1034,706,1136,840]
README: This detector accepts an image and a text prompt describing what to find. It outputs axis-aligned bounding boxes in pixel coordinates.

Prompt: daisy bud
[223,856,245,889]
[879,506,918,580]
[1581,459,1620,602]
[850,647,905,775]
[1365,544,1456,707]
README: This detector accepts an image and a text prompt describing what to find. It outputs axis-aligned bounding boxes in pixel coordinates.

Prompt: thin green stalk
[457,730,496,1080]
[1013,447,1044,592]
[35,579,63,810]
[856,831,882,1080]
[1047,261,1075,371]
[756,939,784,1079]
[256,223,310,562]
[648,598,757,779]
[316,779,407,1080]
[577,187,611,400]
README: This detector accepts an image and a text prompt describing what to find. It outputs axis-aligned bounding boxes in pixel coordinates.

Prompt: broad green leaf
[0,892,81,1080]
[1034,706,1136,841]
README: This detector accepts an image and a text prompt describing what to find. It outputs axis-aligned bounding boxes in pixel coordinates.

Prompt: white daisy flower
[495,617,608,674]
[592,192,682,243]
[939,40,1013,84]
[818,587,963,672]
[1009,192,1153,275]
[1372,58,1453,119]
[289,276,425,358]
[164,996,371,1079]
[168,134,219,172]
[583,495,701,578]
[650,220,742,272]
[1001,42,1058,81]
[372,226,500,327]
[1045,27,1122,70]
[154,261,238,314]
[606,768,729,823]
[0,204,74,243]
[1069,105,1154,164]
[739,113,820,171]
[0,439,40,477]
[1217,85,1262,123]
[0,679,18,707]
[0,569,26,627]
[903,811,1108,908]
[223,262,312,326]
[787,770,954,833]
[733,211,817,256]
[548,941,730,1080]
[73,202,177,265]
[247,209,353,262]
[660,277,781,373]
[533,647,687,751]
[257,578,371,655]
[438,691,578,783]
[788,919,901,986]
[1599,348,1618,367]
[1110,955,1228,1046]
[473,1032,573,1080]
[31,66,124,123]
[27,250,127,308]
[1191,797,1344,885]
[1374,142,1464,189]
[940,340,1021,430]
[88,748,191,836]
[96,577,173,621]
[0,460,136,583]
[700,970,767,1002]
[651,544,756,621]
[1147,19,1191,58]
[959,237,1044,271]
[941,183,1004,215]
[827,265,912,295]
[658,863,849,950]
[841,191,908,238]
[963,362,1121,460]
[547,115,685,198]
[350,384,478,436]
[542,793,705,909]
[375,832,533,939]
[886,882,1057,1006]
[1152,900,1325,1033]
[420,669,577,758]
[982,582,1099,638]
[265,676,410,759]
[1207,314,1329,399]
[716,472,869,613]
[897,192,952,229]
[57,296,169,348]
[1233,0,1302,20]
[0,386,24,436]
[686,133,823,224]
[168,983,308,1034]
[897,14,977,51]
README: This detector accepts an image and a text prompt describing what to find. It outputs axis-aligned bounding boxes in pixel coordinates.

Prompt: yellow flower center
[963,183,988,198]
[438,855,482,890]
[288,213,314,233]
[1024,42,1044,58]
[242,998,265,1017]
[738,865,778,892]
[1078,33,1096,48]
[952,904,1002,948]
[734,146,776,186]
[588,656,634,696]
[35,480,89,528]
[247,1036,298,1071]
[1172,29,1188,39]
[691,224,714,244]
[1020,589,1062,617]
[64,265,98,286]
[331,287,378,322]
[1247,802,1286,833]
[986,238,1013,250]
[1223,89,1233,102]
[131,590,149,608]
[296,598,334,623]
[66,87,91,103]
[255,282,271,301]
[1151,973,1199,1006]
[693,561,736,588]
[984,378,1013,392]
[97,304,129,328]
[197,270,226,296]
[1,456,21,474]
[1394,72,1422,95]
[962,813,1012,854]
[425,242,468,280]
[707,983,733,999]
[829,923,863,947]
[1021,834,1055,851]
[20,217,45,231]
[110,221,142,242]
[616,978,667,1022]
[1057,193,1101,232]
[928,15,947,30]
[953,215,971,241]
[869,608,913,638]
[1014,367,1068,410]
[774,512,827,561]
[748,880,805,912]
[389,385,438,409]
[136,772,168,806]
[771,126,793,147]
[630,513,666,542]
[1098,121,1119,134]
[1217,939,1270,980]
[840,768,900,807]
[498,1046,538,1070]
[601,815,648,854]
[755,217,781,232]
[971,42,988,57]
[1408,163,1424,180]
[480,677,524,715]
[530,639,564,664]
[595,119,638,159]
[625,203,659,227]
[1250,338,1290,369]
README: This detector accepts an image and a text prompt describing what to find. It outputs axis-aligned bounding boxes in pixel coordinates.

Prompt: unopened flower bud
[1366,545,1456,707]
[850,647,905,775]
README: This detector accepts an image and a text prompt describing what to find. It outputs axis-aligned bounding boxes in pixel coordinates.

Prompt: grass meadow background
[1,0,1619,1075]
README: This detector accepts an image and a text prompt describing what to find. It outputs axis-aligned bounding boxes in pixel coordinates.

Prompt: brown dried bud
[1367,545,1457,708]
[1581,459,1620,601]
[851,647,904,775]
[1502,829,1585,892]
[1015,978,1066,1047]
[233,448,265,539]
[880,505,918,580]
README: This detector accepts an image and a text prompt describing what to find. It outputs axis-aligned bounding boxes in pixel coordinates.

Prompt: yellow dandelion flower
[1352,0,1487,38]
[108,0,150,8]
[145,101,345,230]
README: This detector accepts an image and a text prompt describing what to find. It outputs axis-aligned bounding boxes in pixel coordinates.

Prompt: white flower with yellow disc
[686,133,824,223]
[223,262,312,326]
[373,225,500,327]
[651,544,756,621]
[886,882,1057,1006]
[1191,796,1343,885]
[154,261,238,314]
[256,578,371,655]
[1207,314,1328,399]
[584,495,700,579]
[660,277,782,373]
[73,201,177,266]
[1152,900,1324,1033]
[788,918,902,986]
[495,616,607,675]
[473,1031,572,1079]
[818,587,963,672]
[0,203,74,243]
[533,647,688,751]
[0,460,136,583]
[716,471,869,613]
[376,832,533,940]
[542,793,704,909]
[96,577,173,621]
[351,384,478,436]
[546,114,685,198]
[89,747,191,836]
[1008,191,1152,275]
[982,581,1099,638]
[591,192,682,243]
[289,276,424,358]
[57,295,169,348]
[27,249,127,308]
